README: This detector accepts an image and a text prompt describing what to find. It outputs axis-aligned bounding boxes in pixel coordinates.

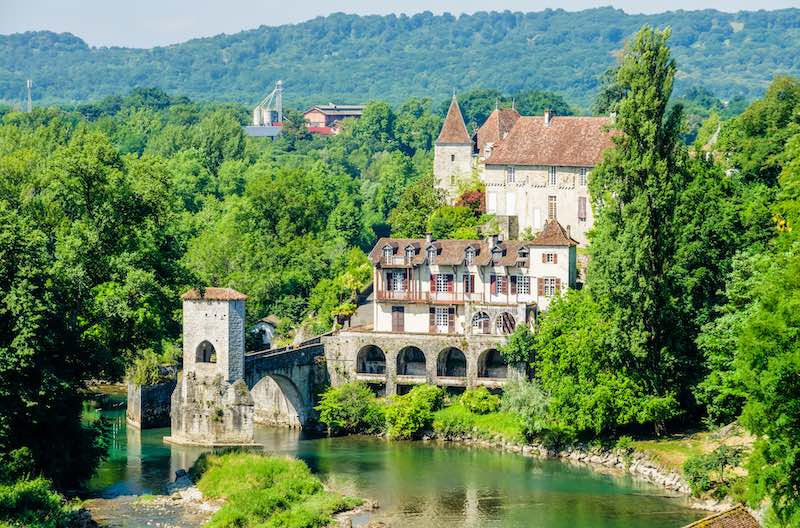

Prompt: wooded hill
[2,8,800,108]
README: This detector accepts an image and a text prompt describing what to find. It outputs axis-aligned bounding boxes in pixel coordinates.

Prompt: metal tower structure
[252,80,283,126]
[26,80,32,113]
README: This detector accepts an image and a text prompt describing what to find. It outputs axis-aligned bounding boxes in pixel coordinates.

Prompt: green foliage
[388,174,445,237]
[459,387,500,415]
[127,343,180,386]
[683,445,746,499]
[315,383,385,435]
[498,325,536,365]
[432,404,525,443]
[385,385,444,439]
[193,451,361,528]
[426,206,480,239]
[499,378,550,440]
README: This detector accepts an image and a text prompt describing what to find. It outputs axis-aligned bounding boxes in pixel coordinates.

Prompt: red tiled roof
[476,108,520,156]
[486,115,614,167]
[436,96,471,145]
[182,287,248,301]
[529,219,578,247]
[307,126,335,135]
[683,506,760,528]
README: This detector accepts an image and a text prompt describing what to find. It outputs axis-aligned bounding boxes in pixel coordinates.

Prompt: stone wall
[127,379,177,429]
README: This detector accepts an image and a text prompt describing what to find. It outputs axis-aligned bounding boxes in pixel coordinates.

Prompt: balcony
[380,256,414,267]
[375,290,485,304]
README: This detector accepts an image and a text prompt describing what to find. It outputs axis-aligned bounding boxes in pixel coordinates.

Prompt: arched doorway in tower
[396,346,426,376]
[196,340,216,363]
[250,374,306,428]
[356,345,386,374]
[478,348,508,378]
[437,347,467,377]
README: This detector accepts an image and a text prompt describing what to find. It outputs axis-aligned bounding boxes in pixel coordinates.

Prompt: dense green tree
[388,174,445,237]
[192,109,245,174]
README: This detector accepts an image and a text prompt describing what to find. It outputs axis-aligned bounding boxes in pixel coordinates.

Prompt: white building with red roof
[434,97,615,246]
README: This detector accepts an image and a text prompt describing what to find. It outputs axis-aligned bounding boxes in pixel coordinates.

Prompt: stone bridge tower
[165,287,256,446]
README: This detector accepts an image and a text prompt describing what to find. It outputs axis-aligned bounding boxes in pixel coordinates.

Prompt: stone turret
[165,287,256,446]
[434,95,473,201]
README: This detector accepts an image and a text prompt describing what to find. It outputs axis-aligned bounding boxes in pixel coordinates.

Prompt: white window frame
[436,273,448,293]
[495,275,507,294]
[518,276,530,295]
[579,167,588,186]
[435,307,449,331]
[405,247,414,262]
[472,312,490,333]
[544,277,557,297]
[506,166,516,183]
[427,248,436,263]
[382,246,393,260]
[548,196,557,220]
[391,273,405,292]
[465,249,475,265]
[548,166,557,186]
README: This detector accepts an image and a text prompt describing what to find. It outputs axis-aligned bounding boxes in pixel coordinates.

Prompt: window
[578,196,587,222]
[405,247,415,262]
[382,246,393,261]
[435,307,449,331]
[391,273,405,292]
[427,247,437,263]
[463,273,475,293]
[544,277,557,297]
[494,275,507,295]
[506,166,516,183]
[544,253,555,263]
[451,154,455,162]
[487,192,497,213]
[548,166,557,186]
[465,249,475,265]
[436,273,448,292]
[579,168,588,186]
[472,312,490,334]
[517,276,530,295]
[495,313,515,334]
[548,196,557,220]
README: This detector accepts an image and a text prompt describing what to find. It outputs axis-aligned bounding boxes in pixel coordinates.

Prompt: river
[86,402,707,527]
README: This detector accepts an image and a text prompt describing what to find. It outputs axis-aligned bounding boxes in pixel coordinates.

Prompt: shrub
[460,387,500,415]
[0,477,78,528]
[498,326,536,365]
[193,451,361,528]
[385,385,444,439]
[614,435,634,452]
[432,405,475,438]
[500,378,550,439]
[315,382,385,435]
[683,445,747,498]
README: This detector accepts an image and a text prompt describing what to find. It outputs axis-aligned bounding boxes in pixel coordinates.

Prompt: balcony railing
[381,256,414,267]
[375,290,486,303]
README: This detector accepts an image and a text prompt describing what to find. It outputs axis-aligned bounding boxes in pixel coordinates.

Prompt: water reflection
[89,415,706,528]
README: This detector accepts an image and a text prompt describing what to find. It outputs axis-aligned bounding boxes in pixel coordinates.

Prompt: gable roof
[182,287,248,301]
[486,115,614,167]
[305,104,365,117]
[476,108,521,155]
[530,219,578,247]
[436,96,472,146]
[683,506,760,528]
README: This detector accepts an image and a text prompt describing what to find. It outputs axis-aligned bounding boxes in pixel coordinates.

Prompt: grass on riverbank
[632,425,753,472]
[433,403,526,444]
[191,451,361,528]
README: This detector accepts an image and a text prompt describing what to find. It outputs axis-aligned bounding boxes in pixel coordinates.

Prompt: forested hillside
[2,8,800,108]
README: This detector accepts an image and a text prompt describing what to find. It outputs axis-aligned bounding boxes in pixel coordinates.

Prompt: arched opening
[397,346,426,376]
[196,340,216,363]
[437,347,467,377]
[479,349,508,378]
[251,374,306,428]
[495,312,516,335]
[471,311,491,335]
[356,345,386,374]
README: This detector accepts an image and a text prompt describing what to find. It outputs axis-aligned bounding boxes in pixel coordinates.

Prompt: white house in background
[368,218,578,337]
[434,96,615,246]
[252,315,280,348]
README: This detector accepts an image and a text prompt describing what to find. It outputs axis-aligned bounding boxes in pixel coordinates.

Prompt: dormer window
[427,247,437,263]
[465,248,475,265]
[491,247,503,264]
[405,247,414,262]
[382,246,393,261]
[517,248,529,266]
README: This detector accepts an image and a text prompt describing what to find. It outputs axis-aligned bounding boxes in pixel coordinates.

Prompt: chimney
[544,109,554,126]
[425,232,433,245]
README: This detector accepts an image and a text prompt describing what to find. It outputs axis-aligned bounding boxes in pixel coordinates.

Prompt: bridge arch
[356,345,386,374]
[437,347,467,377]
[397,346,426,376]
[478,348,508,378]
[250,374,307,428]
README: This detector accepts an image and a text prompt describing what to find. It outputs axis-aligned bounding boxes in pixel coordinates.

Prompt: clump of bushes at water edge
[315,382,385,435]
[191,450,361,528]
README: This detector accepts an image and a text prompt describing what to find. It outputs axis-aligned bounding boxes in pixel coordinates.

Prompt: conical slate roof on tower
[436,95,472,145]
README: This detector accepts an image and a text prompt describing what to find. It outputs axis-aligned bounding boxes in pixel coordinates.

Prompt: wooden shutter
[541,253,546,263]
[463,274,472,294]
[538,277,544,296]
[392,306,404,332]
[510,275,517,294]
[430,274,436,293]
[553,253,558,264]
[555,278,561,293]
[491,274,497,294]
[447,274,454,292]
[386,271,393,289]
[482,315,490,334]
[500,276,508,295]
[469,274,475,293]
[578,197,587,221]
[429,307,436,333]
[448,307,455,333]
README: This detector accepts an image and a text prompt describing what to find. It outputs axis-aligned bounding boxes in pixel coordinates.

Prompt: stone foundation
[165,372,257,446]
[127,379,176,429]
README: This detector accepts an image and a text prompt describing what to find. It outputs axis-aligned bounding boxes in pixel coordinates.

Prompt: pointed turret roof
[530,219,579,247]
[436,95,472,146]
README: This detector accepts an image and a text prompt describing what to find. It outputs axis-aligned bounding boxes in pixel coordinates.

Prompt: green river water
[87,404,707,527]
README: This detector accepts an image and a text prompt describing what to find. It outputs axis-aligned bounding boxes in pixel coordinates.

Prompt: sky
[2,0,798,48]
